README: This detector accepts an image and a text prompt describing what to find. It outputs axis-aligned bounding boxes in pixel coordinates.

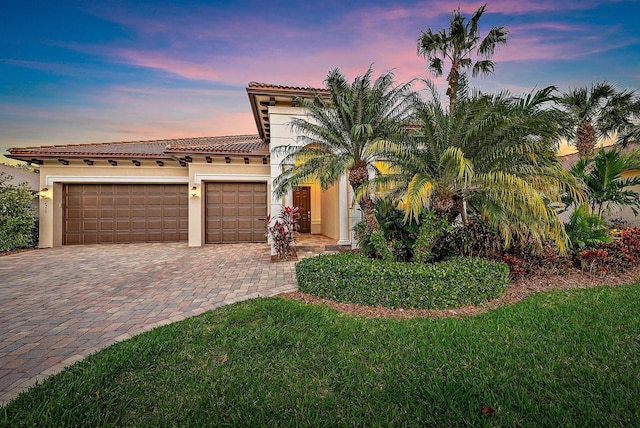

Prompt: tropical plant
[417,4,508,112]
[0,172,37,252]
[265,206,300,260]
[412,210,450,263]
[555,82,640,159]
[564,205,613,251]
[272,66,415,233]
[568,146,640,217]
[373,81,584,253]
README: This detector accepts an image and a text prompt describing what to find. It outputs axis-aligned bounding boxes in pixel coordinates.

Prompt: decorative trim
[45,175,189,186]
[193,173,268,185]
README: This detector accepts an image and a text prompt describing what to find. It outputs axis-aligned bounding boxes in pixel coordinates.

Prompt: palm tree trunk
[446,62,460,113]
[577,119,596,159]
[348,162,379,232]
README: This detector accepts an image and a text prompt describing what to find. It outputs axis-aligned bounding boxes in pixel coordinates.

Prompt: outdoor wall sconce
[190,186,198,197]
[37,188,49,198]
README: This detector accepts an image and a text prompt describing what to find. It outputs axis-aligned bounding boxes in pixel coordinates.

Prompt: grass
[2,282,640,427]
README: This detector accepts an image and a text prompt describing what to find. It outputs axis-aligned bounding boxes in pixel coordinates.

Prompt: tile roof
[7,135,266,159]
[247,82,329,93]
[165,135,268,155]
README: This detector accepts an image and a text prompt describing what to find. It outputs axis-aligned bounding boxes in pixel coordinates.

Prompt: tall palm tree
[373,81,583,252]
[569,146,640,217]
[417,4,508,112]
[556,82,640,159]
[273,66,415,232]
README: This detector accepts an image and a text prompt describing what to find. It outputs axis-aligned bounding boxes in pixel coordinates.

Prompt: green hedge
[296,252,509,309]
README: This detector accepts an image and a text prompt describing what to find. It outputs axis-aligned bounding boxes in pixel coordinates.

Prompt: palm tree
[273,66,415,232]
[556,82,640,159]
[568,146,640,217]
[373,81,583,252]
[417,4,508,112]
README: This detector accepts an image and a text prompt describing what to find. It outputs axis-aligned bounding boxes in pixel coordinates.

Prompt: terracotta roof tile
[7,135,266,159]
[165,135,268,155]
[247,82,328,93]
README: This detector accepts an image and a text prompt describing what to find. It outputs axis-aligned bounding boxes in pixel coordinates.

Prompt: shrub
[355,200,449,262]
[412,211,449,263]
[0,173,37,252]
[578,228,640,273]
[500,240,572,279]
[355,199,422,261]
[447,219,503,259]
[577,248,609,274]
[565,205,612,251]
[369,229,394,262]
[296,252,509,309]
[265,206,299,259]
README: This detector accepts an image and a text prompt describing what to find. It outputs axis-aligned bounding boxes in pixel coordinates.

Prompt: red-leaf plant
[265,206,300,259]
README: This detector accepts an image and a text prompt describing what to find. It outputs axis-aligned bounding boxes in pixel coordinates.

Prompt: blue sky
[1,0,639,158]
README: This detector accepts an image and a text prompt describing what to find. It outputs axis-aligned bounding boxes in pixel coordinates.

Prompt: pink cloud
[108,49,221,81]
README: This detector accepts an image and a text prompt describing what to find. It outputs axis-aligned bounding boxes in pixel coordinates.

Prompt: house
[6,83,357,248]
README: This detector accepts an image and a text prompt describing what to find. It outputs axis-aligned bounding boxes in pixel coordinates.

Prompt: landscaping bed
[283,265,640,319]
[296,252,509,309]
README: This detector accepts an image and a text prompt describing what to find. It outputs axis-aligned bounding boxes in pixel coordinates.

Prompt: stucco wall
[268,105,354,245]
[321,181,340,240]
[37,159,270,247]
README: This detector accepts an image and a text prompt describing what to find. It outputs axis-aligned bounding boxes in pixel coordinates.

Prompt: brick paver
[0,241,314,405]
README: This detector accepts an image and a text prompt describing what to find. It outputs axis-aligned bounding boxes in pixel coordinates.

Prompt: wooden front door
[293,187,311,233]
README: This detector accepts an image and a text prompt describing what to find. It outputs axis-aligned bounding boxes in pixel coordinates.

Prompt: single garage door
[205,182,267,243]
[64,184,188,245]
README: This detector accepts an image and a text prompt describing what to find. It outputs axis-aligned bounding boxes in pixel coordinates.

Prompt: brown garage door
[205,182,267,243]
[64,184,188,245]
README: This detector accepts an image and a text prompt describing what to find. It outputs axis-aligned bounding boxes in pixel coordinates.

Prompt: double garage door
[63,183,267,245]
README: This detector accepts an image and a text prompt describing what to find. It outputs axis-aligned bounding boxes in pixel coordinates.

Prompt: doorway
[293,187,311,233]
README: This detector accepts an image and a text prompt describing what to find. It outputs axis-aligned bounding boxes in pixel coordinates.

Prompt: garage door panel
[83,221,98,232]
[205,182,267,244]
[83,234,99,245]
[100,220,115,231]
[64,184,188,245]
[163,207,180,217]
[237,206,253,216]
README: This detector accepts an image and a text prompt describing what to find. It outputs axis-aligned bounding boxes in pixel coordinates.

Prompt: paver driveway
[0,243,299,405]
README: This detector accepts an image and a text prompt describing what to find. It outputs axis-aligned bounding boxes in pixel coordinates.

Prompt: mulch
[0,248,36,257]
[278,266,640,319]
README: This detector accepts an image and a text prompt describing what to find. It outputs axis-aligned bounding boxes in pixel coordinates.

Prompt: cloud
[107,48,221,81]
[0,84,258,148]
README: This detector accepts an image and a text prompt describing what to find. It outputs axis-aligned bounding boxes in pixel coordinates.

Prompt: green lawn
[2,282,640,427]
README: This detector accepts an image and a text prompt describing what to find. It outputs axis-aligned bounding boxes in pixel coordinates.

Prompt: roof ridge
[247,82,328,92]
[8,135,263,152]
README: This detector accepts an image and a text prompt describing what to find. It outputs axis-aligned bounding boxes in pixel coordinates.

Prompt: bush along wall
[296,252,509,309]
[0,173,37,252]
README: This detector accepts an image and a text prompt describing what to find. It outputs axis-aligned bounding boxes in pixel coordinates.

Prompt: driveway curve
[0,243,297,405]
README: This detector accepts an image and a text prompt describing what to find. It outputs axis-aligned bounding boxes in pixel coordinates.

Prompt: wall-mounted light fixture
[190,186,198,197]
[37,188,49,198]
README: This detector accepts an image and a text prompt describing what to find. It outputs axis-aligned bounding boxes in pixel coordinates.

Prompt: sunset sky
[1,0,639,158]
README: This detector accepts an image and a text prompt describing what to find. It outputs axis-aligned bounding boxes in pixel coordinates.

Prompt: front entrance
[293,187,311,233]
